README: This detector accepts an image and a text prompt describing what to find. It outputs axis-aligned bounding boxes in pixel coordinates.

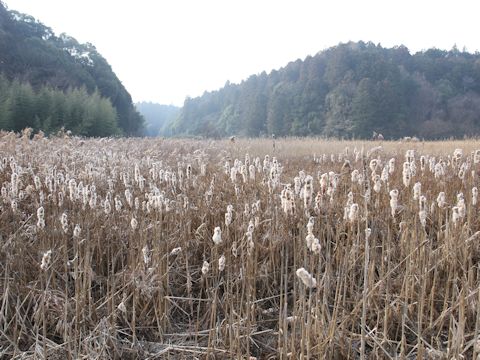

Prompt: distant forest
[0,2,143,136]
[135,102,179,137]
[171,42,480,139]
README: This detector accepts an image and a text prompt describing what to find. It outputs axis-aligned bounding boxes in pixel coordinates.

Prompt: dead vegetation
[1,131,480,359]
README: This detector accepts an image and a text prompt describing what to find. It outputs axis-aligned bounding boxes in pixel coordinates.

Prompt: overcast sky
[4,0,480,106]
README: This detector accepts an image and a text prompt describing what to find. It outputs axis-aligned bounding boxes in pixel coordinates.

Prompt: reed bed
[1,130,480,359]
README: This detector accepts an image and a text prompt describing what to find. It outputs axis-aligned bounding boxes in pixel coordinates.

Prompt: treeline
[0,2,144,135]
[0,75,119,136]
[171,42,480,139]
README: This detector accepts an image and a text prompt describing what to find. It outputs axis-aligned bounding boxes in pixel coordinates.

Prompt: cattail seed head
[296,267,317,288]
[130,217,138,231]
[212,226,222,245]
[218,255,226,272]
[201,261,210,275]
[40,249,52,271]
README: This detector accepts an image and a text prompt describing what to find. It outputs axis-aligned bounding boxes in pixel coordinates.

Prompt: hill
[171,42,480,139]
[0,1,143,136]
[135,102,180,137]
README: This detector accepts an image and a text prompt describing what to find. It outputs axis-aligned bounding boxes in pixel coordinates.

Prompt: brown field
[1,131,480,359]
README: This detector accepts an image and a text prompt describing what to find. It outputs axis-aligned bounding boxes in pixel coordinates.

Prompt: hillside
[0,1,143,136]
[172,42,480,139]
[136,102,180,136]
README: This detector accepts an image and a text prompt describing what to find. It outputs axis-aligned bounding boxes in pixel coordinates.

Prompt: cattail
[201,261,210,275]
[388,158,395,174]
[11,199,17,213]
[474,150,480,164]
[142,245,151,266]
[381,166,389,182]
[230,167,237,183]
[389,189,398,217]
[170,247,182,256]
[434,163,444,179]
[457,196,466,219]
[249,164,256,181]
[413,182,421,201]
[303,175,314,208]
[296,268,317,288]
[115,196,122,212]
[131,217,138,231]
[125,189,133,208]
[453,148,463,161]
[373,175,381,193]
[240,165,248,183]
[437,192,446,208]
[307,217,314,234]
[452,206,460,226]
[472,187,478,206]
[402,162,411,187]
[225,211,232,226]
[348,203,359,222]
[37,206,45,229]
[365,227,372,240]
[294,176,301,195]
[117,300,127,313]
[218,255,226,272]
[61,212,68,234]
[305,233,314,250]
[40,249,52,271]
[351,169,359,183]
[34,175,42,190]
[73,224,81,238]
[311,237,321,254]
[419,210,427,228]
[104,198,111,214]
[212,226,222,245]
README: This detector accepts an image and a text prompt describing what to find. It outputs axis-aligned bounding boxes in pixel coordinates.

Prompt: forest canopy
[0,2,143,136]
[171,42,480,139]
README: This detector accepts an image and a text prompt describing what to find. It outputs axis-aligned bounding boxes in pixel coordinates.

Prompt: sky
[4,0,480,106]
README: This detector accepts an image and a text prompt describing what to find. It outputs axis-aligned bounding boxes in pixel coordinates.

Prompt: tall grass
[1,131,480,359]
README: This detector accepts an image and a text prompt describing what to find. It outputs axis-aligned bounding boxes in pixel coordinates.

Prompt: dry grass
[1,131,480,359]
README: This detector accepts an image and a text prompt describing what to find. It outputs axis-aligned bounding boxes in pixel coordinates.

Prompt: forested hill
[172,42,480,139]
[0,2,143,136]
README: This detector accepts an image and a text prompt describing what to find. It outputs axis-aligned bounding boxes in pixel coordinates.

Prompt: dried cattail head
[402,162,411,187]
[413,182,421,201]
[170,247,182,256]
[218,255,226,272]
[365,228,372,240]
[73,224,81,238]
[351,169,359,183]
[142,245,151,266]
[388,158,395,174]
[452,206,460,226]
[130,217,138,231]
[104,199,111,215]
[311,237,321,254]
[307,216,314,234]
[296,268,317,288]
[212,226,222,245]
[348,203,359,223]
[61,213,68,234]
[201,261,210,275]
[40,249,52,271]
[437,192,446,208]
[419,210,427,228]
[389,189,399,217]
